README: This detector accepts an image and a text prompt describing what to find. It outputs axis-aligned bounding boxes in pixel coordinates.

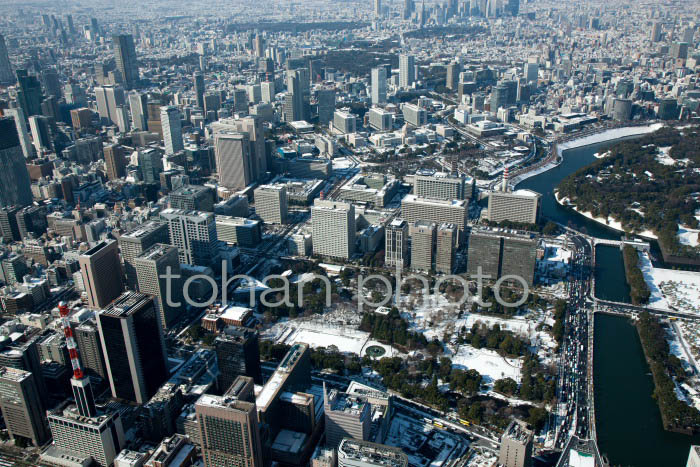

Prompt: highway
[553,234,594,449]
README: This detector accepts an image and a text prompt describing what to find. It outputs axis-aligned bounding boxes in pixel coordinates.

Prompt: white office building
[311,199,356,260]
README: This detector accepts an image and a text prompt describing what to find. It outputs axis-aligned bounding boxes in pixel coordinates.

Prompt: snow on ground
[656,146,676,165]
[639,252,700,314]
[331,157,354,170]
[593,150,611,159]
[452,345,523,384]
[556,123,664,154]
[678,225,700,247]
[280,324,369,354]
[555,192,658,239]
[666,325,700,410]
[638,252,669,310]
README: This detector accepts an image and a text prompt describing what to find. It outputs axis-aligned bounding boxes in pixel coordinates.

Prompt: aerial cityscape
[0,0,698,466]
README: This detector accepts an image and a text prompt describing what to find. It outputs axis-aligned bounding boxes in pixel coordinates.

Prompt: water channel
[516,137,699,466]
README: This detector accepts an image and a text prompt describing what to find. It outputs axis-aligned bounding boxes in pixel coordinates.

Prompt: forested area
[637,312,700,432]
[557,127,700,258]
[622,245,651,305]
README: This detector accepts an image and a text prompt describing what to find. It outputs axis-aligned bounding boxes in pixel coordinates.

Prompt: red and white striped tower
[58,301,97,417]
[502,166,509,192]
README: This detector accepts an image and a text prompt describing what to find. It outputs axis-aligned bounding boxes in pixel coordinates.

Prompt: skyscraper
[385,218,408,268]
[0,118,33,208]
[95,85,125,125]
[316,88,336,124]
[4,108,34,159]
[195,390,264,467]
[15,69,43,117]
[113,34,139,89]
[311,199,356,260]
[371,67,387,105]
[96,292,169,404]
[161,105,184,154]
[0,34,14,84]
[0,367,50,446]
[104,144,127,180]
[215,132,253,190]
[78,239,125,309]
[74,319,108,380]
[118,221,169,290]
[215,326,262,391]
[435,223,456,274]
[129,91,148,130]
[134,244,182,330]
[446,62,460,90]
[160,208,218,266]
[324,384,371,449]
[28,115,52,153]
[194,72,205,109]
[374,0,382,17]
[410,221,436,272]
[254,184,288,224]
[399,54,415,89]
[283,70,305,122]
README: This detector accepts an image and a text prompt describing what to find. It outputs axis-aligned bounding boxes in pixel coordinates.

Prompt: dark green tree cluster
[458,322,528,357]
[622,245,651,305]
[637,312,700,431]
[552,299,567,346]
[359,308,428,350]
[557,126,700,259]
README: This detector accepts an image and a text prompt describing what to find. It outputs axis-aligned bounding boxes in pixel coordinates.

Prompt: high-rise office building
[283,70,306,122]
[135,244,182,330]
[385,218,408,268]
[113,34,139,89]
[311,199,356,260]
[195,389,263,467]
[16,69,43,117]
[371,67,387,105]
[73,319,108,380]
[118,221,169,290]
[215,326,262,391]
[403,0,414,19]
[324,385,371,449]
[261,81,275,104]
[467,230,502,279]
[79,240,125,309]
[435,223,456,274]
[95,85,125,125]
[498,420,533,467]
[414,172,473,200]
[337,438,408,467]
[215,216,261,248]
[4,108,34,159]
[0,206,21,241]
[374,0,382,16]
[401,195,467,231]
[194,72,205,109]
[254,184,288,224]
[446,62,460,90]
[104,144,127,180]
[160,208,218,266]
[399,54,415,89]
[97,292,169,404]
[487,189,541,224]
[410,221,436,272]
[46,402,125,467]
[467,230,536,286]
[0,34,13,84]
[215,132,253,190]
[402,103,427,127]
[0,118,34,208]
[28,115,52,153]
[368,107,393,131]
[0,367,50,446]
[161,106,184,155]
[115,105,130,133]
[233,88,249,114]
[333,110,357,134]
[316,88,336,124]
[129,91,148,130]
[501,236,537,286]
[169,184,215,212]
